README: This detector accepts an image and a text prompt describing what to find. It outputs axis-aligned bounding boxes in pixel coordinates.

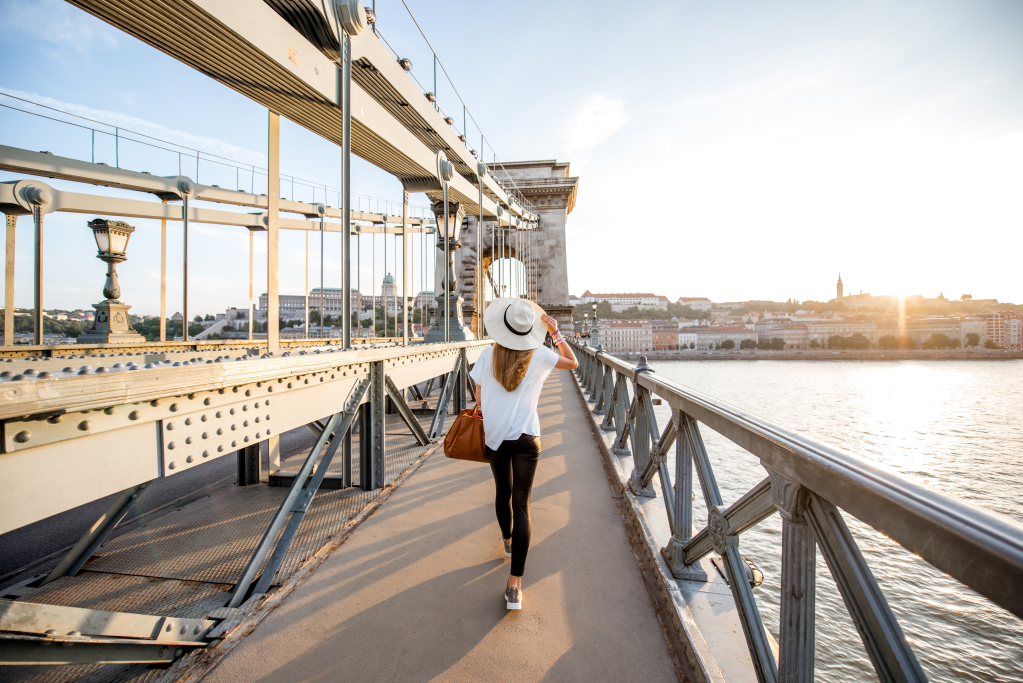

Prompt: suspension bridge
[0,2,1021,682]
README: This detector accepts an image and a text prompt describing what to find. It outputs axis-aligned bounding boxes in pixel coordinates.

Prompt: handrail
[571,341,1023,683]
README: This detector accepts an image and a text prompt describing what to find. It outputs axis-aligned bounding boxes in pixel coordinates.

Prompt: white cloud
[0,0,119,53]
[561,93,628,154]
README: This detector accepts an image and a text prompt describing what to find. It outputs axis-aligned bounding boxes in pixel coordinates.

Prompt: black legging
[487,434,541,577]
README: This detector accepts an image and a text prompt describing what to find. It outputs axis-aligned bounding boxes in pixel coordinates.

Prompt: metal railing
[572,342,1023,683]
[0,93,434,218]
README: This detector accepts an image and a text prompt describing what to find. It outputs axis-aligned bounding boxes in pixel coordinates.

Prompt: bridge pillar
[490,161,579,331]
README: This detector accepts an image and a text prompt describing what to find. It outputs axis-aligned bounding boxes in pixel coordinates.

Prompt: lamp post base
[77,301,146,345]
[423,294,474,343]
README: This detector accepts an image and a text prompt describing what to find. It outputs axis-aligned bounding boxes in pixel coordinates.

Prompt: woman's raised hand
[540,314,558,335]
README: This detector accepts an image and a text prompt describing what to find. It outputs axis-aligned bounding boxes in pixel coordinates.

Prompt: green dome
[383,273,394,284]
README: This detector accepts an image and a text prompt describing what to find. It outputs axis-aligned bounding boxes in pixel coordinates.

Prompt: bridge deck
[202,369,682,683]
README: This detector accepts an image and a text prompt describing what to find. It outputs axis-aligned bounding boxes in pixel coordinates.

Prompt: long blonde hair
[492,343,535,392]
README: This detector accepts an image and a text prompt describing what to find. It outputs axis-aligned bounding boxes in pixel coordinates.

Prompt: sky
[0,0,1021,316]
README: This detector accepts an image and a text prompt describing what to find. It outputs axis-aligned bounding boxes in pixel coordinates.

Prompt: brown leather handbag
[444,405,488,463]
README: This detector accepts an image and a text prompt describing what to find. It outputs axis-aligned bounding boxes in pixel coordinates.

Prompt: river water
[646,360,1023,682]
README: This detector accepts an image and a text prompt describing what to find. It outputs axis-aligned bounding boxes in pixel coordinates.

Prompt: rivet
[245,389,251,396]
[104,407,115,415]
[167,422,175,430]
[47,415,62,424]
[230,408,235,415]
[244,436,249,442]
[242,404,248,412]
[14,430,31,443]
[255,416,260,423]
[78,420,90,431]
[216,411,222,418]
[217,428,223,435]
[265,400,270,406]
[217,445,223,452]
[168,461,176,468]
[231,440,237,447]
[185,437,192,444]
[266,429,271,435]
[201,414,207,422]
[168,442,175,450]
[287,382,292,388]
[243,420,248,427]
[202,431,208,439]
[170,403,178,412]
[151,399,160,407]
[186,455,193,463]
[166,624,173,632]
[129,410,139,420]
[184,417,192,425]
[204,397,211,405]
[231,424,236,431]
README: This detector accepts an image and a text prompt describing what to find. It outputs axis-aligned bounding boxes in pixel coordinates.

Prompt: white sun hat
[484,298,549,351]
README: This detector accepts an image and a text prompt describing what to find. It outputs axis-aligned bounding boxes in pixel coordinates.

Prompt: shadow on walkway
[204,370,680,683]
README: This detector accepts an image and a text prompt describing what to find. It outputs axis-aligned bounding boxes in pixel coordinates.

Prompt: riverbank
[595,349,1023,361]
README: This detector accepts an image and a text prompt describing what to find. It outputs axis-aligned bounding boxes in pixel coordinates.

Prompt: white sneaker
[505,585,522,610]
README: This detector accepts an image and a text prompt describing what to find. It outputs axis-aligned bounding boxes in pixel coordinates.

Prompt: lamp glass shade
[109,229,131,255]
[93,229,110,253]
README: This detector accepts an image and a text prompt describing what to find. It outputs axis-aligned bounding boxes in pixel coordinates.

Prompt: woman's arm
[541,314,579,370]
[475,383,483,408]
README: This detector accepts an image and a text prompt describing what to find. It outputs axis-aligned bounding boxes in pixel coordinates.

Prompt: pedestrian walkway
[204,369,682,683]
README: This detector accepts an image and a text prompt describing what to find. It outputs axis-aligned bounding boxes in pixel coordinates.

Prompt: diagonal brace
[41,481,152,586]
[428,356,463,439]
[228,379,369,607]
[685,477,776,566]
[384,375,429,446]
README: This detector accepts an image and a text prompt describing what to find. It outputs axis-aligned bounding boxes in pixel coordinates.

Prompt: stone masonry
[449,159,579,334]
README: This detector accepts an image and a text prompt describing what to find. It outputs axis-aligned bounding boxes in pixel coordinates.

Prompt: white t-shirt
[469,345,561,451]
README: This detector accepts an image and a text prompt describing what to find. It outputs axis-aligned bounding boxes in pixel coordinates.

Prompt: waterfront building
[690,325,756,350]
[805,321,878,345]
[595,320,653,353]
[985,311,1023,349]
[679,328,698,349]
[651,319,679,350]
[578,291,669,311]
[677,297,712,311]
[766,323,809,349]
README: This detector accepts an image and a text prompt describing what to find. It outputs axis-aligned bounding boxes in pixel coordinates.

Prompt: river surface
[645,360,1023,682]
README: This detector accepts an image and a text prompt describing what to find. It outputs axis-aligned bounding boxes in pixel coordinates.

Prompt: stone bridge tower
[452,160,579,335]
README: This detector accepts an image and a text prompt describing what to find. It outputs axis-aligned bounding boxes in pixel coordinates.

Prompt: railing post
[628,358,656,497]
[627,390,656,497]
[593,364,607,415]
[663,410,708,580]
[768,470,816,683]
[600,371,618,432]
[611,371,632,456]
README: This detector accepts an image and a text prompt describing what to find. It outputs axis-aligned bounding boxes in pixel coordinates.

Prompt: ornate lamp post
[78,219,145,344]
[584,312,589,338]
[424,152,473,342]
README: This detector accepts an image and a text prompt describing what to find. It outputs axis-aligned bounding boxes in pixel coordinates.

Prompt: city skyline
[1,0,1021,316]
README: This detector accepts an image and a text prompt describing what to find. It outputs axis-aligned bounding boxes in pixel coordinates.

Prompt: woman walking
[469,298,578,610]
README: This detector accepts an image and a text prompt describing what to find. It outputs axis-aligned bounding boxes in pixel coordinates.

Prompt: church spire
[837,273,844,301]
